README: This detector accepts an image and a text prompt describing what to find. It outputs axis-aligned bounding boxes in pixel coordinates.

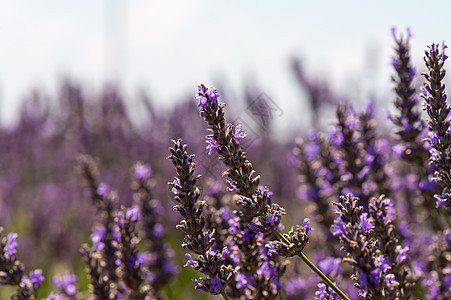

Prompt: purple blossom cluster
[0,28,450,300]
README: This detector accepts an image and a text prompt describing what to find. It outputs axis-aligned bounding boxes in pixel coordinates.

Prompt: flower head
[96,182,108,196]
[360,213,374,233]
[134,164,152,180]
[125,206,141,223]
[265,241,278,256]
[266,214,277,226]
[43,292,61,300]
[304,218,313,234]
[210,275,222,292]
[30,269,44,286]
[53,272,77,296]
[206,137,219,155]
[234,125,246,144]
[197,96,208,108]
[184,253,196,268]
[206,87,220,101]
[331,218,346,237]
[5,232,18,257]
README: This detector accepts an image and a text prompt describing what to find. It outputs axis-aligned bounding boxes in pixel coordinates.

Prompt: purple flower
[226,180,236,191]
[442,41,448,61]
[248,223,260,232]
[134,164,152,180]
[377,254,391,272]
[401,118,411,130]
[206,137,219,155]
[127,254,139,267]
[221,247,229,260]
[5,232,18,257]
[390,55,397,67]
[331,218,346,237]
[385,273,395,284]
[391,27,396,39]
[434,194,446,208]
[396,246,410,264]
[96,182,108,196]
[210,275,222,292]
[359,213,374,233]
[304,218,313,234]
[315,282,339,299]
[444,229,451,243]
[419,179,437,191]
[407,27,412,38]
[192,278,203,290]
[206,87,220,101]
[137,252,152,266]
[234,125,246,144]
[420,86,429,98]
[90,226,106,251]
[184,253,196,268]
[357,269,368,286]
[197,96,208,108]
[125,206,140,223]
[266,214,277,226]
[242,228,253,242]
[318,257,342,275]
[228,218,239,234]
[153,223,163,237]
[30,269,44,286]
[53,272,77,296]
[203,232,210,245]
[171,179,180,194]
[265,241,278,256]
[428,131,440,144]
[370,268,380,284]
[329,130,344,146]
[43,292,61,300]
[235,273,253,289]
[392,144,404,157]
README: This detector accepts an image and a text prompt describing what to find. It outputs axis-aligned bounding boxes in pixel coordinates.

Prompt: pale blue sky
[1,0,450,130]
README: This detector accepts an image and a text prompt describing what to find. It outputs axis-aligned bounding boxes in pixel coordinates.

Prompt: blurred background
[1,0,450,129]
[1,0,451,298]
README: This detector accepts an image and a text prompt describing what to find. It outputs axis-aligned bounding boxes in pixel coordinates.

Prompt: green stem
[274,231,350,300]
[220,290,230,300]
[414,160,427,180]
[279,288,285,300]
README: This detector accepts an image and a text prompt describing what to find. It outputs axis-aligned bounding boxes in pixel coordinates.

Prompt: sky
[1,0,451,131]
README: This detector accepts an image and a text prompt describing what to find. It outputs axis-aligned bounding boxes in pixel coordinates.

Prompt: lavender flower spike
[168,139,235,297]
[0,227,25,286]
[421,42,451,211]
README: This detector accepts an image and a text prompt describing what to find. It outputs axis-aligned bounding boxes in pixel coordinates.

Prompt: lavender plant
[168,139,235,298]
[390,28,425,164]
[421,41,451,213]
[0,228,45,300]
[131,162,178,291]
[196,84,349,299]
[77,155,121,299]
[332,194,396,299]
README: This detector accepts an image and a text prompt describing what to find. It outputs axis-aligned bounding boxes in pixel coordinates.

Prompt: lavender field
[0,29,450,300]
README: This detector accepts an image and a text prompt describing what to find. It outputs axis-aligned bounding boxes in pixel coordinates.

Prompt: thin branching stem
[274,230,350,300]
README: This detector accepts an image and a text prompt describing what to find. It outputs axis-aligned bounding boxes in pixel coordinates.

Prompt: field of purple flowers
[0,30,450,299]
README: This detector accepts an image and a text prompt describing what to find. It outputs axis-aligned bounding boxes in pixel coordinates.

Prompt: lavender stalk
[168,139,235,298]
[421,41,451,214]
[196,84,349,300]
